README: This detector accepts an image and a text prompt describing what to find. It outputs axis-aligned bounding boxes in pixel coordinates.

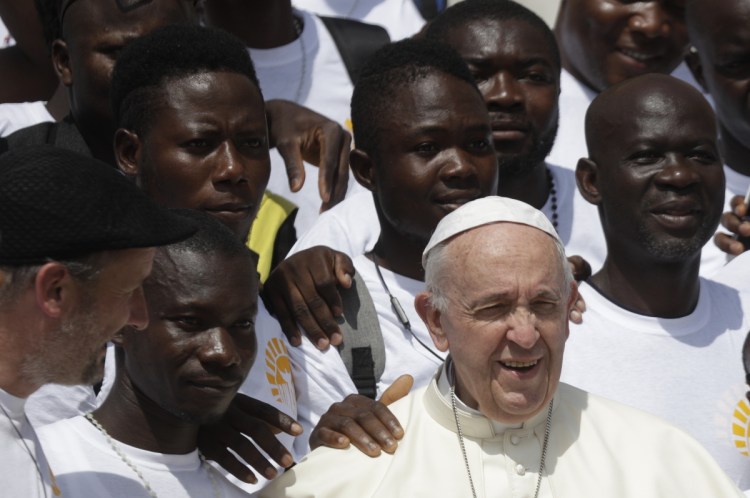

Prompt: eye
[238,137,265,149]
[716,59,750,79]
[183,138,212,151]
[415,142,438,155]
[468,138,491,151]
[687,149,718,164]
[627,150,662,165]
[532,300,560,315]
[170,315,202,331]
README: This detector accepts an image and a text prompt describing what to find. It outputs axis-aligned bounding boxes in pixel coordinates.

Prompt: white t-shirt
[292,0,425,40]
[26,383,97,428]
[562,280,750,492]
[0,17,54,137]
[251,9,367,238]
[37,415,248,498]
[0,388,60,498]
[290,253,444,454]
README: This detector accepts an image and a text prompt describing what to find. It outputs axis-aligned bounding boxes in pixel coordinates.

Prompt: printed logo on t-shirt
[731,397,750,457]
[264,337,296,411]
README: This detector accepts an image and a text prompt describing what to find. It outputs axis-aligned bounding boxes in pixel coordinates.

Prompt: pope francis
[261,196,743,498]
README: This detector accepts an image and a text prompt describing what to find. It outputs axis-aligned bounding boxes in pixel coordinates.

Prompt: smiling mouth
[500,359,539,372]
[618,47,662,64]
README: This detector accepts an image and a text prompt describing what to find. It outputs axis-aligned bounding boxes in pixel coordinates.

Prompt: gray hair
[0,253,106,306]
[423,228,574,312]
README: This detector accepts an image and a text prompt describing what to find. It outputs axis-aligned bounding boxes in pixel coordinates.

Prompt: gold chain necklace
[84,413,221,498]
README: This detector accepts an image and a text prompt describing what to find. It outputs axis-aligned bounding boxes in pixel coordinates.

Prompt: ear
[114,128,143,180]
[33,262,77,319]
[51,39,73,86]
[685,47,709,93]
[564,281,579,340]
[415,291,449,352]
[349,148,376,192]
[575,157,602,205]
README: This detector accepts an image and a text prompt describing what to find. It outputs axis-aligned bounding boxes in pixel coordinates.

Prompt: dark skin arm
[0,0,58,102]
[198,393,303,483]
[715,194,750,256]
[266,100,351,211]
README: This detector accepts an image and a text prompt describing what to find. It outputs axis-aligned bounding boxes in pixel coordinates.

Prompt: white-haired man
[261,196,742,497]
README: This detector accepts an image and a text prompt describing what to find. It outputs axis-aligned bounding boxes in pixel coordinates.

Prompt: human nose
[654,155,701,190]
[629,3,673,39]
[484,72,523,110]
[505,307,539,349]
[439,148,478,183]
[126,286,149,331]
[198,327,242,368]
[213,141,247,185]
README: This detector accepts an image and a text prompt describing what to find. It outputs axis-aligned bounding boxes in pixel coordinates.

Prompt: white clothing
[26,383,97,428]
[251,10,367,237]
[291,166,609,271]
[725,164,750,199]
[226,301,299,491]
[562,280,750,492]
[289,190,378,257]
[262,366,743,497]
[289,253,445,453]
[0,102,54,137]
[37,415,248,498]
[0,17,54,137]
[0,388,60,498]
[292,0,425,40]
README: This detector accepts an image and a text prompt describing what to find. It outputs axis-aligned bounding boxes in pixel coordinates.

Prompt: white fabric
[0,17,54,137]
[423,196,559,263]
[37,415,248,497]
[251,10,367,238]
[225,301,299,491]
[291,166,609,271]
[26,383,97,428]
[292,0,425,40]
[0,388,59,498]
[261,367,743,497]
[725,164,750,199]
[562,280,750,492]
[289,253,445,454]
[0,102,54,137]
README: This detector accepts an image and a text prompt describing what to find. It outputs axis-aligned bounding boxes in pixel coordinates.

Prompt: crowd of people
[1,0,749,496]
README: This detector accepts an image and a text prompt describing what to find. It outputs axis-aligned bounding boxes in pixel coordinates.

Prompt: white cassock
[262,364,743,498]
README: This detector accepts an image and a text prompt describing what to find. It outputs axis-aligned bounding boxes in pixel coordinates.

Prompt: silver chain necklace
[85,413,222,498]
[448,363,553,498]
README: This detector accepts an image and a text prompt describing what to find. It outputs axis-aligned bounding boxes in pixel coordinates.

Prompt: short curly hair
[350,38,479,158]
[111,23,261,135]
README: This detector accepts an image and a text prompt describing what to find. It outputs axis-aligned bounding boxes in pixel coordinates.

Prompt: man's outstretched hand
[198,394,303,484]
[309,375,414,457]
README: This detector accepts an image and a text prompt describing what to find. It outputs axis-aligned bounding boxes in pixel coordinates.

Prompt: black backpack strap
[318,16,391,85]
[336,271,386,399]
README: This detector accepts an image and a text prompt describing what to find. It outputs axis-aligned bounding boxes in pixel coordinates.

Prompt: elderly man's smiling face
[417,223,576,423]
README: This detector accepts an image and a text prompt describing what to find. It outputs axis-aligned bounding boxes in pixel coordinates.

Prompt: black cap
[0,146,197,265]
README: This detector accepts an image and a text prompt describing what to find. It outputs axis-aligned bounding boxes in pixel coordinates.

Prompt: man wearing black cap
[0,145,196,498]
